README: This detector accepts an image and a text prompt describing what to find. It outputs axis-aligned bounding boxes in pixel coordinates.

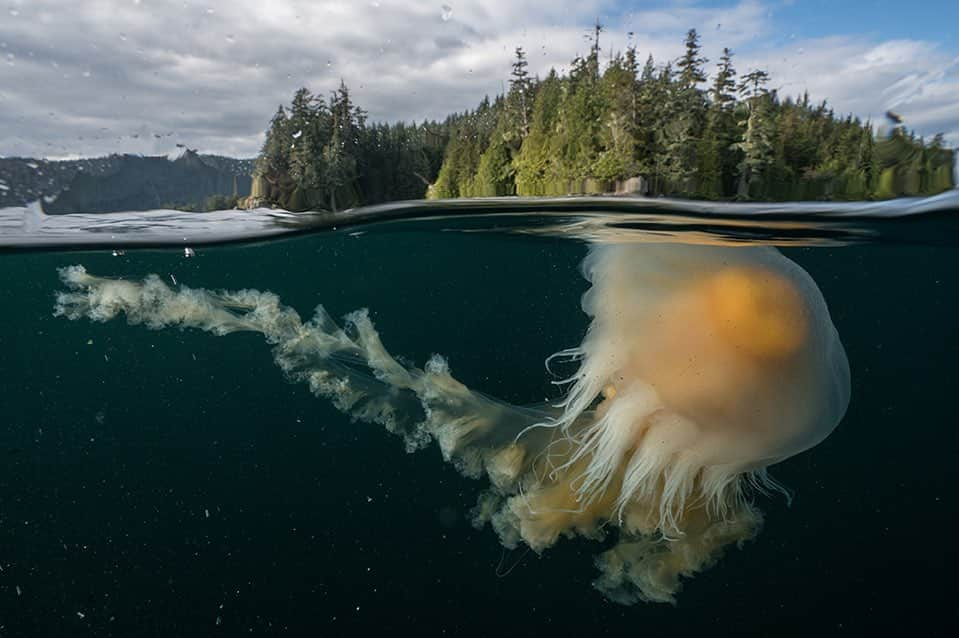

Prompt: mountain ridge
[0,150,255,213]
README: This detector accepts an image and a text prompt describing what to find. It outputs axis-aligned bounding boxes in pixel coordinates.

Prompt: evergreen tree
[254,106,295,206]
[508,47,534,139]
[259,106,291,176]
[632,54,660,186]
[699,48,739,198]
[593,54,638,183]
[665,29,709,194]
[323,81,365,210]
[513,70,564,195]
[738,69,771,101]
[677,29,708,88]
[736,92,777,198]
[710,48,737,109]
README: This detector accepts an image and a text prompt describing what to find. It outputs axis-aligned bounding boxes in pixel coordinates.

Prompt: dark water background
[1,216,958,636]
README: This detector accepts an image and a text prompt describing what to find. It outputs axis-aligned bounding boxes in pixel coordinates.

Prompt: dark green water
[1,225,957,636]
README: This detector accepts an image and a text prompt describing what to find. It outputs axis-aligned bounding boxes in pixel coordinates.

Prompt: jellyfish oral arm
[52,264,545,464]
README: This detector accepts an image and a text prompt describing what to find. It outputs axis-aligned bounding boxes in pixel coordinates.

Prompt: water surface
[1,195,957,636]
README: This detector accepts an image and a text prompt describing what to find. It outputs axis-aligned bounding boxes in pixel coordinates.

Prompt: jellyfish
[52,242,850,604]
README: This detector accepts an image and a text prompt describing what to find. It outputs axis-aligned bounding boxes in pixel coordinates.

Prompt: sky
[0,0,956,159]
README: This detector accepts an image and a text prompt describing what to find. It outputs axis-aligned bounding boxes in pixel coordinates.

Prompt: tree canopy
[251,83,450,211]
[252,29,955,210]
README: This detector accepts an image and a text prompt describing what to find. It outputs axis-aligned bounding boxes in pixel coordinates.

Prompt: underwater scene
[3,1,959,635]
[1,194,958,636]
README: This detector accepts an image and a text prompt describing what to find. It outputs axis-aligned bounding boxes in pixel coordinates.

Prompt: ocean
[1,195,957,636]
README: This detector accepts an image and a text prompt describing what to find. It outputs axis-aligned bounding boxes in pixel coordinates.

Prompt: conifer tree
[661,30,708,194]
[593,54,639,183]
[508,47,534,139]
[710,48,737,110]
[514,70,563,195]
[699,48,739,197]
[677,29,708,88]
[737,92,777,198]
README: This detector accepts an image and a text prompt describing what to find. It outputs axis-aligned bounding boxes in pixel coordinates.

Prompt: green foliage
[513,71,564,195]
[736,93,777,198]
[590,55,639,183]
[472,135,515,196]
[507,47,534,142]
[429,27,954,201]
[253,85,453,210]
[255,28,955,208]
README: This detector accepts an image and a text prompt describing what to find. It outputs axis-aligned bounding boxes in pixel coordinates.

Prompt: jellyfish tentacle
[544,347,584,378]
[54,265,548,457]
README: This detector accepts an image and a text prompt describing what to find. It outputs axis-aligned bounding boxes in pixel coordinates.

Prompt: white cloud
[0,0,955,159]
[745,37,959,145]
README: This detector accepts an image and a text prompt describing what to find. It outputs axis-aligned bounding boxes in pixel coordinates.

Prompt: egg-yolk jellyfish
[53,242,849,604]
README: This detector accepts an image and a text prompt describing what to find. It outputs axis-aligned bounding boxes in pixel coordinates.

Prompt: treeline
[165,193,243,212]
[430,27,954,201]
[251,82,451,211]
[253,27,954,209]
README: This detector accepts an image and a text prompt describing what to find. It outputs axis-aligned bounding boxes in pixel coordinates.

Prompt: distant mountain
[0,155,122,207]
[0,150,255,213]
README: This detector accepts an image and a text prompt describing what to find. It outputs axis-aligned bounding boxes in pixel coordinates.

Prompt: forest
[249,82,449,211]
[251,27,955,211]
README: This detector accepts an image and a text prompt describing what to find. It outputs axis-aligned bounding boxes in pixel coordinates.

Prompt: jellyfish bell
[53,241,850,605]
[486,244,849,602]
[570,244,849,477]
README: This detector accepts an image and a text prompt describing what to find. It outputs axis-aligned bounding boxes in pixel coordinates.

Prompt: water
[1,195,957,636]
[3,191,959,251]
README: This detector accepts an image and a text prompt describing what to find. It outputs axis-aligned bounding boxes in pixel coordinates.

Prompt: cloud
[745,37,959,145]
[0,0,955,159]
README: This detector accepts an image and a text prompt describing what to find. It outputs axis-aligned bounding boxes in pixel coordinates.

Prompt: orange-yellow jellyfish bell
[53,242,849,605]
[481,243,850,603]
